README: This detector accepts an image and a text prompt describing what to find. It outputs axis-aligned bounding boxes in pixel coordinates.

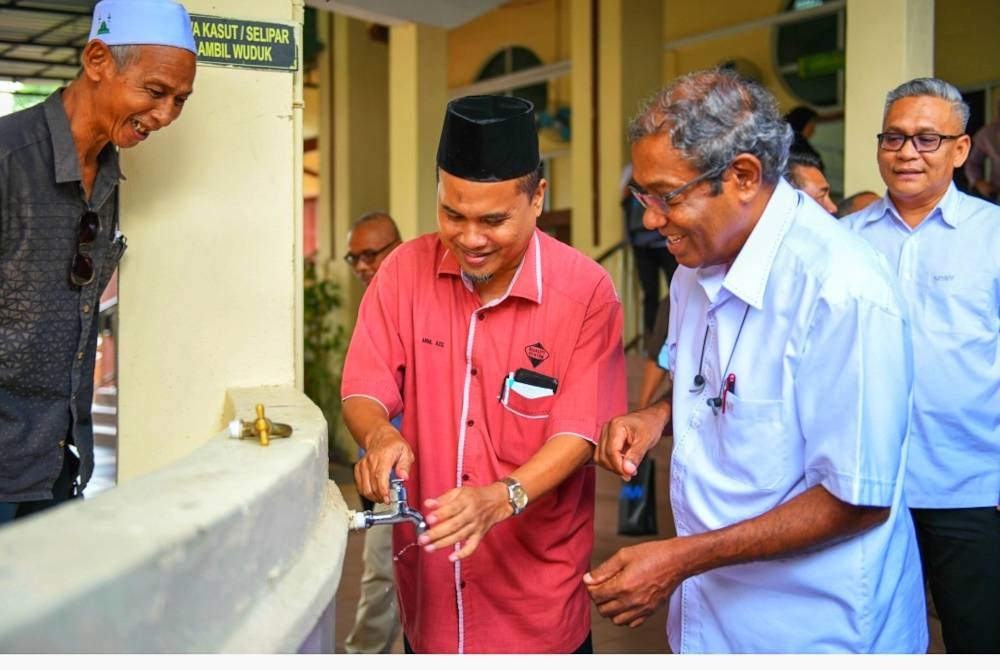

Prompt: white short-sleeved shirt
[841,185,1000,508]
[660,181,927,652]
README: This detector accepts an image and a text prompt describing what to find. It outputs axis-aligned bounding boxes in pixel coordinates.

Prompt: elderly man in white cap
[0,0,197,524]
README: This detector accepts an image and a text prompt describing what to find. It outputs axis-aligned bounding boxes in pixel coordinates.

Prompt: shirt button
[58,440,66,448]
[82,304,91,314]
[478,313,485,321]
[77,351,84,360]
[460,580,467,588]
[466,419,474,427]
[470,368,477,376]
[461,473,470,482]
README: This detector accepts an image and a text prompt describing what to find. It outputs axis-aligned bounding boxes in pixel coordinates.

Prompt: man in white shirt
[842,77,1000,653]
[585,68,927,652]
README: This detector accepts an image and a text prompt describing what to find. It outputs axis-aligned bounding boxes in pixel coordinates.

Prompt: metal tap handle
[389,477,405,504]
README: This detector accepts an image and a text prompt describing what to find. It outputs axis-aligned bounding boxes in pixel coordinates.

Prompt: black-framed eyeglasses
[70,211,99,287]
[629,164,728,215]
[343,238,399,266]
[876,132,964,153]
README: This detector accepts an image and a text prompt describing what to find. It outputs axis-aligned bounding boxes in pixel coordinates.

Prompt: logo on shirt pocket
[525,342,549,368]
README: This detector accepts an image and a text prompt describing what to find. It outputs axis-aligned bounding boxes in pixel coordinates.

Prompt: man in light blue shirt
[841,77,1000,653]
[585,68,927,652]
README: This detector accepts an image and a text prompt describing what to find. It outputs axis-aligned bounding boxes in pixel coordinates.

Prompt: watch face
[512,486,527,509]
[507,479,528,513]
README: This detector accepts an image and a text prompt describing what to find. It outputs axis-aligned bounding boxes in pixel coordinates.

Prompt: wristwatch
[501,476,528,516]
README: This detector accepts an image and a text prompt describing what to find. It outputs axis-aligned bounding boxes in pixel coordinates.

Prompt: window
[476,46,548,112]
[774,0,844,109]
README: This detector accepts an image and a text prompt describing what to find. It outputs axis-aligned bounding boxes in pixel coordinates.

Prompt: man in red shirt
[341,95,627,653]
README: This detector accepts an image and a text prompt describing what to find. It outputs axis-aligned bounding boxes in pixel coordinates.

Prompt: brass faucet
[228,403,293,446]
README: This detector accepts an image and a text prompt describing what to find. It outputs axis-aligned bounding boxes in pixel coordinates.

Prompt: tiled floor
[331,351,945,653]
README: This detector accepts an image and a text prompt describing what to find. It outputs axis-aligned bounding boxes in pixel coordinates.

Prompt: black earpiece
[690,373,706,392]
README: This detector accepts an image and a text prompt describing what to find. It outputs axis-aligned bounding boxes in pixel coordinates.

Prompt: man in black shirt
[0,0,197,524]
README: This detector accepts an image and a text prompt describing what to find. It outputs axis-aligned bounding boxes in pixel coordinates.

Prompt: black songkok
[436,95,539,182]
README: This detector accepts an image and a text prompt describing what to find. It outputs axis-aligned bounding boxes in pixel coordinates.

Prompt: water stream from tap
[393,542,420,561]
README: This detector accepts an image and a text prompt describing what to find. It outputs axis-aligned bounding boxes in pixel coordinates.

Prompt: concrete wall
[116,0,305,481]
[0,387,348,652]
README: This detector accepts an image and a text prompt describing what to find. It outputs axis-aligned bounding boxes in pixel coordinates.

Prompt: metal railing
[594,239,643,353]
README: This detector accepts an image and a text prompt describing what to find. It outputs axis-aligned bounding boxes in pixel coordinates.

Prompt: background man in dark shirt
[0,0,197,524]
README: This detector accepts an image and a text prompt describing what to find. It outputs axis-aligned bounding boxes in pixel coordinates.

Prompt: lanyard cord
[716,303,751,400]
[691,303,751,395]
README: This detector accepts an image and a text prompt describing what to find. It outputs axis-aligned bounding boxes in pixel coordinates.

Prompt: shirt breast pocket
[921,272,996,336]
[496,387,556,464]
[716,394,788,491]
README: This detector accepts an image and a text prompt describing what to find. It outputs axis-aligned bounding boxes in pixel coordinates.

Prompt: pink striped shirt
[342,229,627,653]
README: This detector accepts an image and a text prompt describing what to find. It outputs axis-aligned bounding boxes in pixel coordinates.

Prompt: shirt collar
[436,230,544,305]
[716,179,799,309]
[43,88,124,188]
[857,183,961,230]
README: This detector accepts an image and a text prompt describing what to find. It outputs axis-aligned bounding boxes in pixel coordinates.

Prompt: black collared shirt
[0,89,125,501]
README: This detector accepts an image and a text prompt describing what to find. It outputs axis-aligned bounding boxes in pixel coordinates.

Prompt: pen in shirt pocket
[497,372,513,403]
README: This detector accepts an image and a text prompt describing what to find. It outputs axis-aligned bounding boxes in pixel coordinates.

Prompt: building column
[117,0,304,480]
[598,0,662,254]
[332,14,390,314]
[388,23,446,239]
[843,0,934,196]
[569,0,595,252]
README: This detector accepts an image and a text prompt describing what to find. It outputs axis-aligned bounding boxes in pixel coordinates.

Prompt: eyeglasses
[70,211,99,287]
[343,239,399,266]
[629,164,728,215]
[876,132,964,153]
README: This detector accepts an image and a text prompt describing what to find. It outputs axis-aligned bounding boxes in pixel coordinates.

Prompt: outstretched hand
[583,539,686,628]
[418,482,510,562]
[595,402,671,481]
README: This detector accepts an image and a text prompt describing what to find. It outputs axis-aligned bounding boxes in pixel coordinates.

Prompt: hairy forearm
[341,396,392,450]
[672,485,889,578]
[507,433,595,504]
[637,360,670,409]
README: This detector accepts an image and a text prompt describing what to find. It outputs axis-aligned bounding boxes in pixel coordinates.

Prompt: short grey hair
[884,77,970,131]
[627,68,792,190]
[108,45,141,70]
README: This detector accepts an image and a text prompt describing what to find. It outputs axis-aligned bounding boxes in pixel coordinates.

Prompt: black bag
[617,455,658,536]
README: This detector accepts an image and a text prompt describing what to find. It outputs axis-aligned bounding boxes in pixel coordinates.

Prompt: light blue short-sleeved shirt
[660,181,927,653]
[841,185,1000,508]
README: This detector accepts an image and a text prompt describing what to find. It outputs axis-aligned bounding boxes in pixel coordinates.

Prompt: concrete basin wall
[0,386,350,653]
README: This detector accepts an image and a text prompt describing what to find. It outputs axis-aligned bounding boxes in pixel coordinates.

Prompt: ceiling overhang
[303,0,506,29]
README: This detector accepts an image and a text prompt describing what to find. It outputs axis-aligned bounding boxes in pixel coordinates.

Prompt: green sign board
[797,50,845,79]
[190,14,297,71]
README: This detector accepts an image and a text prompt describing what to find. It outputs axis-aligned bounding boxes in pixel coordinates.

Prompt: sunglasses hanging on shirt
[70,210,99,287]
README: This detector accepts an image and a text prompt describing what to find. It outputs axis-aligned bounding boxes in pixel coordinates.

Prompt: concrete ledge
[0,386,350,652]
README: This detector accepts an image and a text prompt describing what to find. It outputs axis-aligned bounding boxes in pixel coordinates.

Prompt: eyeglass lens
[344,239,398,265]
[878,133,956,152]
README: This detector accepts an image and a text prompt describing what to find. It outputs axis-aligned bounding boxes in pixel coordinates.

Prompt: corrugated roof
[0,1,96,83]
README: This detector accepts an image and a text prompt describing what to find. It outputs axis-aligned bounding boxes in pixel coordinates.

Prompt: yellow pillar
[844,0,934,196]
[388,23,446,239]
[316,11,334,267]
[570,0,595,252]
[116,0,304,481]
[598,0,663,255]
[332,14,390,314]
